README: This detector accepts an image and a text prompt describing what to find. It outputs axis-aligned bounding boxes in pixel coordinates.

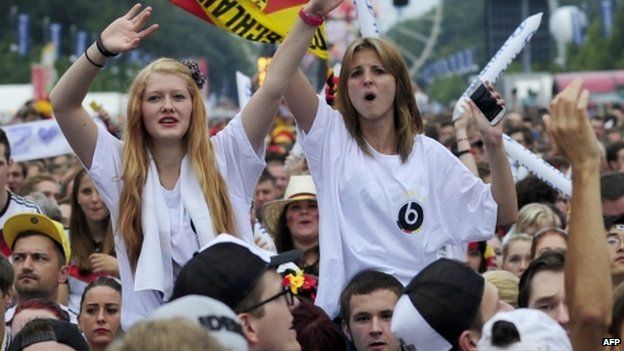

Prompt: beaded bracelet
[298,7,324,27]
[96,35,119,57]
[84,50,104,68]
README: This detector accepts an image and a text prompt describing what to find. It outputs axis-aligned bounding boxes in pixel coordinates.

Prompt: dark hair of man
[12,231,66,268]
[0,255,13,296]
[14,161,28,179]
[601,172,624,201]
[423,123,439,141]
[506,126,534,147]
[258,169,276,186]
[292,299,347,351]
[339,270,403,323]
[265,153,286,164]
[233,273,267,318]
[515,176,558,210]
[606,142,624,163]
[19,172,58,197]
[0,128,11,161]
[517,250,565,308]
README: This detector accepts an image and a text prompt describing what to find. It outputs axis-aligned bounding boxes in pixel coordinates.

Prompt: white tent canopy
[0,84,128,124]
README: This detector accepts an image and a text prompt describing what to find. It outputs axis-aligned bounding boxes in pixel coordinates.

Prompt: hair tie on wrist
[456,149,474,158]
[299,8,324,27]
[96,35,119,57]
[181,59,207,89]
[84,50,104,68]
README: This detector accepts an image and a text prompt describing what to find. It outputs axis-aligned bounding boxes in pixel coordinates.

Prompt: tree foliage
[0,0,258,98]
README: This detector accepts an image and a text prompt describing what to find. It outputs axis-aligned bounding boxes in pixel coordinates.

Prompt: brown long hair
[119,58,236,271]
[70,169,114,274]
[336,37,423,163]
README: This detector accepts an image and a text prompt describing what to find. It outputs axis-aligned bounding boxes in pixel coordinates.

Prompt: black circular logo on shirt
[396,201,424,234]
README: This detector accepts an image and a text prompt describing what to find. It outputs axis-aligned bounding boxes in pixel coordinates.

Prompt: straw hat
[262,175,317,235]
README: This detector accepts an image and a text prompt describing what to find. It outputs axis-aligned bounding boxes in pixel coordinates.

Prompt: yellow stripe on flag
[194,0,328,59]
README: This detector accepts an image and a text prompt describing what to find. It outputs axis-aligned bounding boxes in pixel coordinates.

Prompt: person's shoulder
[413,133,446,152]
[2,192,42,217]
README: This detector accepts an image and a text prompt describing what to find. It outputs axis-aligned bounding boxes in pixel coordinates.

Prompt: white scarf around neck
[134,152,216,299]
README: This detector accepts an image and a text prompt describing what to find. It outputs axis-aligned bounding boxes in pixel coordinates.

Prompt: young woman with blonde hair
[50,5,278,328]
[247,0,518,316]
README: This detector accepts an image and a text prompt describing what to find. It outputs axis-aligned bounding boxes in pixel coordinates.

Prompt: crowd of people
[0,1,622,350]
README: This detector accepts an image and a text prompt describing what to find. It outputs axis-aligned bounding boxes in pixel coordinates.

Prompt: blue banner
[74,31,88,58]
[17,14,29,56]
[421,48,478,85]
[601,0,614,37]
[571,9,586,45]
[50,23,62,59]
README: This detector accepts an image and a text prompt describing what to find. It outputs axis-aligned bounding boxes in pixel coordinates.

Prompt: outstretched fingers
[132,6,153,27]
[138,24,160,39]
[124,3,143,20]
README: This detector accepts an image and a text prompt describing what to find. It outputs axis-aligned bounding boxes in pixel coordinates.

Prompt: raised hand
[543,78,599,170]
[305,0,345,17]
[454,101,475,134]
[100,3,159,55]
[89,253,120,276]
[471,81,505,145]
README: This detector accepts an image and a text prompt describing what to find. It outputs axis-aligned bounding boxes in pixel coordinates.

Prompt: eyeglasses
[607,233,624,248]
[239,286,295,313]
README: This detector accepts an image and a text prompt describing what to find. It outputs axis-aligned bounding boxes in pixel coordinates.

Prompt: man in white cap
[151,295,249,350]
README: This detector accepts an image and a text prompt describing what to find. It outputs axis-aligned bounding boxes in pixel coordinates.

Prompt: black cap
[402,258,484,349]
[171,234,301,310]
[9,318,89,351]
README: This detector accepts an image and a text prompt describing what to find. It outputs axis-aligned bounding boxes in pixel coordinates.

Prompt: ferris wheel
[385,2,443,80]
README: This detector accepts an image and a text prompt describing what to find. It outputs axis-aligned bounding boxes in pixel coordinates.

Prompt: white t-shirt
[87,114,265,329]
[0,192,42,256]
[299,96,498,317]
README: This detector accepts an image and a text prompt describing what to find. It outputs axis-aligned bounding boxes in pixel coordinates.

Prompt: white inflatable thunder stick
[354,0,379,38]
[502,134,572,198]
[452,13,543,121]
[236,71,252,109]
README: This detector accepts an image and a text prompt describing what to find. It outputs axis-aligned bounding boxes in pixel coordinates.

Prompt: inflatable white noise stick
[354,0,379,38]
[452,13,543,121]
[502,134,572,198]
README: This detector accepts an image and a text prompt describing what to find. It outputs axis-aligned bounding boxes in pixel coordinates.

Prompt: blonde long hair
[119,58,235,271]
[336,37,423,163]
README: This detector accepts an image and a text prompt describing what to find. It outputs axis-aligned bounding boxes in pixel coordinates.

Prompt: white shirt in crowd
[299,95,498,317]
[87,114,265,330]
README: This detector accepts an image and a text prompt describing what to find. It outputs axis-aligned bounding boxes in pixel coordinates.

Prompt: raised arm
[454,102,479,176]
[241,0,342,146]
[471,83,517,225]
[543,78,611,350]
[49,4,158,168]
